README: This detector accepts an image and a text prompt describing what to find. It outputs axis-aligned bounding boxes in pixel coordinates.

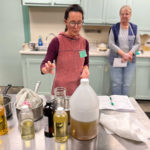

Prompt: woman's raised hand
[42,61,55,74]
[80,66,89,78]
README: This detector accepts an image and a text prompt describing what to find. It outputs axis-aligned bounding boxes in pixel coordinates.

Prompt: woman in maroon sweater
[40,4,89,96]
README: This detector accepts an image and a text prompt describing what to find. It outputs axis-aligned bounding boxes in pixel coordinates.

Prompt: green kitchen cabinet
[20,53,111,95]
[104,0,130,24]
[131,0,150,34]
[135,57,150,100]
[81,0,104,24]
[89,56,135,97]
[20,53,150,99]
[21,54,54,95]
[81,0,130,25]
[22,0,80,6]
[89,56,111,95]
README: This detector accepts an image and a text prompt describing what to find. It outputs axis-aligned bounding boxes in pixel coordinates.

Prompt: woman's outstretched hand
[42,61,55,74]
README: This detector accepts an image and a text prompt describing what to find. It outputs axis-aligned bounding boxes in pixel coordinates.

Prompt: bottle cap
[56,107,64,113]
[21,105,29,110]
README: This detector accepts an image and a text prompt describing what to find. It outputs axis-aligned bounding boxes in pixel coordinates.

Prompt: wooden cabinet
[81,0,129,25]
[104,0,129,24]
[135,57,150,100]
[21,54,54,94]
[81,0,150,34]
[89,56,111,95]
[22,0,80,6]
[89,56,135,97]
[81,0,104,24]
[21,53,150,100]
[131,0,150,34]
[89,56,107,95]
[21,53,111,95]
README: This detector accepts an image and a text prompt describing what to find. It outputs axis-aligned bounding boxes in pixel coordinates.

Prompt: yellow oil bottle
[0,105,8,135]
[53,107,68,143]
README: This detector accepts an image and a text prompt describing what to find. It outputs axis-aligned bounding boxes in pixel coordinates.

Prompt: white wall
[29,7,150,48]
[29,7,110,45]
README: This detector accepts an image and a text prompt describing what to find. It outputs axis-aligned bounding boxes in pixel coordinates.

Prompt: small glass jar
[64,96,70,124]
[54,87,66,109]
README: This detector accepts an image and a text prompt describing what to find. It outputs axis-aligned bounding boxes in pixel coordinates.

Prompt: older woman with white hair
[108,5,141,96]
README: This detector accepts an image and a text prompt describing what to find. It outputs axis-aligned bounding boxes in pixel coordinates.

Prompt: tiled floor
[136,100,150,118]
[1,86,150,118]
[137,100,150,112]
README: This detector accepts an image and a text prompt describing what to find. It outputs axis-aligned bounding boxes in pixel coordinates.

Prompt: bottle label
[0,115,6,130]
[0,95,4,105]
[56,122,63,128]
[20,119,35,140]
[53,111,68,142]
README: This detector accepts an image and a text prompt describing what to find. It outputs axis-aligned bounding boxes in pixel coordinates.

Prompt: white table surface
[0,95,150,150]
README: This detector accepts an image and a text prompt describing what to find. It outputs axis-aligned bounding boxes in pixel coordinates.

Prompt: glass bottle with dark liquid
[43,100,55,137]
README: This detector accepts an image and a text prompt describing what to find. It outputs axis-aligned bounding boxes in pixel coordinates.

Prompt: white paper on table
[113,58,127,67]
[98,95,135,112]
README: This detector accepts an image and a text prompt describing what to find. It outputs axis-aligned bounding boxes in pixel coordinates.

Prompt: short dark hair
[64,4,84,31]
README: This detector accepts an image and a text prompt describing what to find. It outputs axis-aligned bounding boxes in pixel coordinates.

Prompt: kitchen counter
[0,94,150,150]
[19,49,109,56]
[20,49,150,58]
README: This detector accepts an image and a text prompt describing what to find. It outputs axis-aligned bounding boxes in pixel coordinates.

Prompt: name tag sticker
[79,50,87,58]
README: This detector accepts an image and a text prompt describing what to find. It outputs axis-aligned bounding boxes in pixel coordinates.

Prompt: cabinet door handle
[105,65,108,72]
[54,2,67,5]
[24,2,51,5]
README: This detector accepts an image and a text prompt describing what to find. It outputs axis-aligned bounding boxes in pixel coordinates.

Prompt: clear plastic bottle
[0,105,8,135]
[53,107,68,143]
[43,100,55,137]
[19,105,35,140]
[70,78,99,140]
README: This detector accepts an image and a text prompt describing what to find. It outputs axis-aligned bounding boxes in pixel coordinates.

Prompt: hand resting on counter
[80,65,90,78]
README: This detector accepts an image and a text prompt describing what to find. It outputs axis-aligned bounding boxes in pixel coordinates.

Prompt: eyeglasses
[120,13,130,16]
[69,21,83,27]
